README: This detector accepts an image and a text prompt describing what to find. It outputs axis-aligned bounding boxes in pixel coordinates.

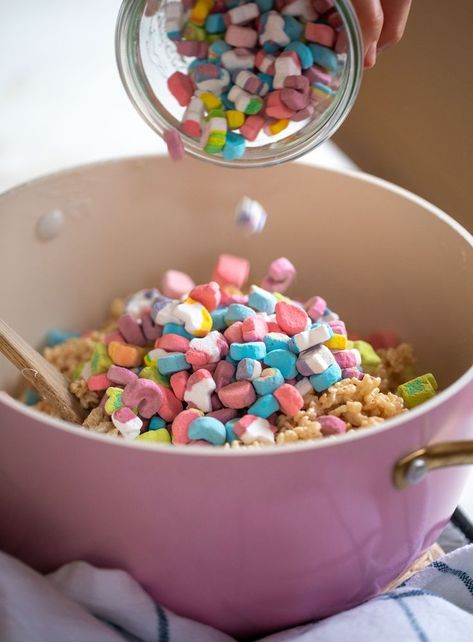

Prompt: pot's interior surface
[1,157,472,396]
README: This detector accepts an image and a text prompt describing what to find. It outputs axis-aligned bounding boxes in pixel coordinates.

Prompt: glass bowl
[116,0,363,167]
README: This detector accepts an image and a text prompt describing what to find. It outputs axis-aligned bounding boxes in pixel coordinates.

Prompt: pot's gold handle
[393,441,473,490]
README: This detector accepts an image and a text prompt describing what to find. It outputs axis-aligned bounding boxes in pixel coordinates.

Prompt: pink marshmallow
[284,74,310,93]
[107,365,138,386]
[304,65,332,86]
[122,378,164,419]
[214,360,236,390]
[161,270,195,299]
[225,25,258,48]
[176,40,208,58]
[163,129,185,161]
[280,87,309,111]
[342,367,364,380]
[117,314,146,347]
[189,281,221,311]
[167,72,195,107]
[267,321,282,333]
[242,315,268,342]
[172,408,202,445]
[211,392,223,410]
[218,380,256,409]
[156,334,190,353]
[275,301,309,336]
[328,319,347,337]
[292,104,314,121]
[240,114,265,141]
[305,295,327,321]
[170,370,189,400]
[265,90,295,119]
[273,383,304,416]
[317,415,346,436]
[141,313,163,342]
[333,349,360,368]
[87,373,111,391]
[213,254,250,289]
[207,408,238,423]
[304,23,335,47]
[159,386,184,421]
[224,321,244,344]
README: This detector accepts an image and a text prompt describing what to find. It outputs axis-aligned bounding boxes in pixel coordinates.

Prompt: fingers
[350,0,384,68]
[378,0,412,51]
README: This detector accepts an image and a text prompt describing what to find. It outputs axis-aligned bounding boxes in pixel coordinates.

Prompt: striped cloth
[1,545,472,642]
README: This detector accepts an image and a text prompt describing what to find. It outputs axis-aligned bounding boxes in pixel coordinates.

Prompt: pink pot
[0,157,472,638]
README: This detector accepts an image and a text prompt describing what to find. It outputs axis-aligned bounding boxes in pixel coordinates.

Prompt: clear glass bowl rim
[115,0,363,168]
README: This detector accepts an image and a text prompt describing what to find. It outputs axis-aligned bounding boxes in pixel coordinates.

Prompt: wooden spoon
[0,318,86,424]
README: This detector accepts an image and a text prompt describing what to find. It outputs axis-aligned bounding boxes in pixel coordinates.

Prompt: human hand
[351,0,412,68]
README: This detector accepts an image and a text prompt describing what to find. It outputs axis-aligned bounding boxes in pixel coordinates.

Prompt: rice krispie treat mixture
[23,254,436,447]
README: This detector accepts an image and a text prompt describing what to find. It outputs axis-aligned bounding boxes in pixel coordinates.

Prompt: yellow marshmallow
[226,110,246,130]
[324,334,347,350]
[266,119,289,136]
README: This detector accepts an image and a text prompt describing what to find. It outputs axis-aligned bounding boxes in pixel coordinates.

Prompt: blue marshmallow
[210,307,229,331]
[188,417,226,446]
[225,418,239,443]
[313,82,335,96]
[308,44,339,72]
[209,40,231,63]
[248,285,276,314]
[284,41,313,69]
[149,416,167,430]
[283,17,304,41]
[225,354,238,366]
[264,332,291,352]
[230,341,266,361]
[157,352,191,375]
[163,322,193,339]
[310,362,342,392]
[264,349,297,380]
[263,42,280,54]
[205,13,225,33]
[236,358,262,381]
[223,132,246,160]
[225,303,256,325]
[248,394,280,418]
[257,72,273,91]
[255,0,274,11]
[24,388,41,405]
[220,92,234,110]
[45,329,81,347]
[253,367,285,395]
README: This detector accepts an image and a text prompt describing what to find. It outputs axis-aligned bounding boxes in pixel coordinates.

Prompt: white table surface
[1,0,472,522]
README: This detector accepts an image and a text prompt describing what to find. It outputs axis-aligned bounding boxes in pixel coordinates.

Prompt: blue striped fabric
[2,545,473,641]
[156,602,170,642]
[432,560,473,597]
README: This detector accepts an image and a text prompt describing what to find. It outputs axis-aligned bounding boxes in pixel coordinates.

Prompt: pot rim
[1,155,472,458]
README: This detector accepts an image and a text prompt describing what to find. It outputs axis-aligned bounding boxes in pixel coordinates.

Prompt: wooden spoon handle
[0,318,86,424]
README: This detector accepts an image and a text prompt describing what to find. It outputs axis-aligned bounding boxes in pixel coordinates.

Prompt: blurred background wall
[334,0,473,231]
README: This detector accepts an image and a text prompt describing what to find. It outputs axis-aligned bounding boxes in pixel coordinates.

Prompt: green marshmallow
[351,340,382,374]
[91,342,112,375]
[139,365,170,388]
[397,374,438,409]
[135,429,172,444]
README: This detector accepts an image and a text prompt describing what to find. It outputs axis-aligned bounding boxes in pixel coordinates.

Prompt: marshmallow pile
[77,254,368,446]
[162,0,344,160]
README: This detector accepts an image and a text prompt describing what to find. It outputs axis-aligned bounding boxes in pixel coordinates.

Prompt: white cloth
[1,546,473,642]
